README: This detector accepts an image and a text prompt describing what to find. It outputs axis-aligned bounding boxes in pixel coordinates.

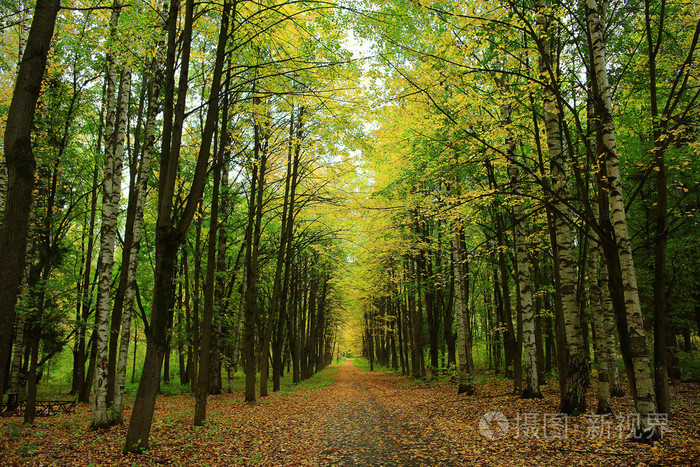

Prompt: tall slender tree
[124,0,230,450]
[585,0,657,435]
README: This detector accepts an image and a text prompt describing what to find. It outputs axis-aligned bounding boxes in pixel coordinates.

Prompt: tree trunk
[125,0,225,449]
[533,254,546,384]
[452,224,473,395]
[586,0,657,434]
[0,0,60,409]
[536,0,587,415]
[499,86,540,397]
[23,325,40,425]
[228,281,245,392]
[112,43,163,422]
[194,132,222,426]
[589,198,611,414]
[243,94,269,402]
[408,258,425,379]
[510,167,540,398]
[260,170,290,395]
[93,49,131,428]
[273,107,303,392]
[73,160,100,396]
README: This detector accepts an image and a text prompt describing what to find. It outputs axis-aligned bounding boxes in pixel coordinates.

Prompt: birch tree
[92,0,132,427]
[535,0,587,414]
[93,66,131,428]
[589,197,612,414]
[509,161,540,399]
[112,20,167,421]
[585,0,657,435]
[497,70,541,399]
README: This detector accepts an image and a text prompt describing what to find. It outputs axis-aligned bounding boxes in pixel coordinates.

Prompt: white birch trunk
[112,0,167,419]
[536,0,588,414]
[92,26,130,426]
[498,75,540,398]
[112,77,161,422]
[589,199,611,414]
[585,0,657,433]
[509,162,540,398]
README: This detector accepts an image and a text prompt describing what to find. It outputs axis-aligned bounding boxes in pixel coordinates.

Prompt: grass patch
[351,357,390,372]
[277,360,343,394]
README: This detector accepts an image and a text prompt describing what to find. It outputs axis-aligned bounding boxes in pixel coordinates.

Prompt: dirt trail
[310,359,460,465]
[2,359,699,466]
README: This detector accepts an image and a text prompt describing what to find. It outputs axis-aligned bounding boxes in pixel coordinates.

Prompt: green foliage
[351,357,375,372]
[679,350,700,382]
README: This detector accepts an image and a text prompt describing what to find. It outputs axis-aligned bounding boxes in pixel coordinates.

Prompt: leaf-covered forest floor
[1,359,699,466]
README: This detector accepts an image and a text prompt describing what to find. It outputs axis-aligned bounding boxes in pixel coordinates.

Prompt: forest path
[309,359,463,465]
[2,360,699,465]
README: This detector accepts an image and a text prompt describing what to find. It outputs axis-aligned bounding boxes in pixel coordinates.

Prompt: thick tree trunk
[0,0,32,216]
[125,0,224,449]
[0,161,6,216]
[0,0,60,409]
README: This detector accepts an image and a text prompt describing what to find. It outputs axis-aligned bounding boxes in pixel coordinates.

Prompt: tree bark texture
[0,0,60,409]
[536,0,587,415]
[585,0,657,433]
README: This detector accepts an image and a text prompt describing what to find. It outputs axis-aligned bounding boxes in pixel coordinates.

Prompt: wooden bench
[2,394,77,417]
